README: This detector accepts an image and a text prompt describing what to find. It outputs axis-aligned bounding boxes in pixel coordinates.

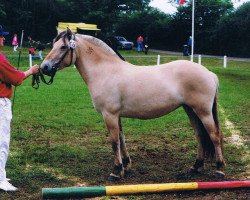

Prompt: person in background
[0,25,39,191]
[28,36,34,47]
[12,34,18,52]
[137,35,144,52]
[29,46,36,59]
[35,41,45,60]
[187,36,192,55]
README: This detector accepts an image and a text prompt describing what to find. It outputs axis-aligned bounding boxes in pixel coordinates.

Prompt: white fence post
[223,55,227,68]
[198,55,201,65]
[29,54,32,68]
[157,55,160,65]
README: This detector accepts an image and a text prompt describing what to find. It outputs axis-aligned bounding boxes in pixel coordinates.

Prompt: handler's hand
[30,64,40,75]
[24,64,40,79]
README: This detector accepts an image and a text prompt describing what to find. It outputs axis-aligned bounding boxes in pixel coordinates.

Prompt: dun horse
[41,28,225,181]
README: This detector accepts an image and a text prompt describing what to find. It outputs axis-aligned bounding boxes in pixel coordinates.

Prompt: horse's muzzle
[40,61,55,76]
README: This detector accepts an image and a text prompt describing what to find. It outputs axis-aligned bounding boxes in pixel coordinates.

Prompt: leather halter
[32,34,76,89]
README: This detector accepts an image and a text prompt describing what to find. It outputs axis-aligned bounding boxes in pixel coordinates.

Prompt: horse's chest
[90,91,120,113]
[91,96,102,112]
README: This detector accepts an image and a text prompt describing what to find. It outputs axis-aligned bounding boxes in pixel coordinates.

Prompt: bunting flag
[178,0,185,5]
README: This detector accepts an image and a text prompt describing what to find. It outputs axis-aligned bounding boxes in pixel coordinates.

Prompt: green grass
[0,46,249,199]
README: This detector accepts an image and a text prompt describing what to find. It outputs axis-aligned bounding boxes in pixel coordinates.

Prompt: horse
[40,28,226,181]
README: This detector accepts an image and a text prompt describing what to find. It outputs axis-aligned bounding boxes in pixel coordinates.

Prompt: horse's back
[118,60,218,118]
[128,60,218,92]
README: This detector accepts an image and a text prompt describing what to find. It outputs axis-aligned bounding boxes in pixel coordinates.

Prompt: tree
[115,8,172,47]
[0,0,152,42]
[167,0,233,52]
[213,2,250,57]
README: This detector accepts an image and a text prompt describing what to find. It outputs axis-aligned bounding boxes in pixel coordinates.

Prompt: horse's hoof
[124,168,131,175]
[215,170,225,178]
[189,166,204,174]
[123,157,132,172]
[107,174,121,182]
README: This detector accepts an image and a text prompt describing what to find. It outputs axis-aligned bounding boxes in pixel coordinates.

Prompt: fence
[5,53,250,69]
[123,54,250,68]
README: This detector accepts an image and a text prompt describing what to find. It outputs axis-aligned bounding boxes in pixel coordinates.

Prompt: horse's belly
[120,100,181,119]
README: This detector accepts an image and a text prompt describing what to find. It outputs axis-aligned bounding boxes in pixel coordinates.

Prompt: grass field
[0,46,249,199]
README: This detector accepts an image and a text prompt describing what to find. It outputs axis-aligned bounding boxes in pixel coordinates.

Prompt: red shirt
[137,36,144,42]
[29,47,36,54]
[0,52,25,98]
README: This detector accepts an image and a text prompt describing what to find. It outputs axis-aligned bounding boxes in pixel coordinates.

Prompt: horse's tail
[212,88,223,154]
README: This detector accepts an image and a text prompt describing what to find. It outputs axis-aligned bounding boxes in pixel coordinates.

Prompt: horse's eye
[60,45,68,50]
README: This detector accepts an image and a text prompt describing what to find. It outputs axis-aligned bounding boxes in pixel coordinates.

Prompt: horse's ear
[66,28,73,39]
[66,28,76,49]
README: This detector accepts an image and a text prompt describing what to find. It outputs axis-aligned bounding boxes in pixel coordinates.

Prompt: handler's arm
[23,64,39,79]
[0,60,39,86]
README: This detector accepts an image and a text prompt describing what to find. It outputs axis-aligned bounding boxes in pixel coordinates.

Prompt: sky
[149,0,177,14]
[149,0,249,14]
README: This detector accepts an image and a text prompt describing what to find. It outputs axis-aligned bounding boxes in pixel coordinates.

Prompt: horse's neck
[75,39,123,86]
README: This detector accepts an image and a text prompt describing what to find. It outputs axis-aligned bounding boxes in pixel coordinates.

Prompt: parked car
[114,36,134,50]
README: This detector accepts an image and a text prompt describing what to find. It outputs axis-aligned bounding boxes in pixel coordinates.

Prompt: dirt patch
[85,134,249,200]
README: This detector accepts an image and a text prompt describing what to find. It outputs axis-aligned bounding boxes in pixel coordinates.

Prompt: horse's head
[41,28,76,76]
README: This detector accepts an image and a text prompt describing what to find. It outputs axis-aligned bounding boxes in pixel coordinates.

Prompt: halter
[32,34,76,89]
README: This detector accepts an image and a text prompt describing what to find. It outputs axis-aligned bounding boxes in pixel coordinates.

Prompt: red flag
[179,0,185,5]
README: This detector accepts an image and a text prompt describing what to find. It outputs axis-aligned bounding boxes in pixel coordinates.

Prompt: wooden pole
[42,181,250,199]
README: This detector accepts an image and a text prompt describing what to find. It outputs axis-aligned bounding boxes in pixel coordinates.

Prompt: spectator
[0,25,39,191]
[28,36,34,46]
[12,34,18,52]
[187,36,192,55]
[137,35,144,52]
[36,41,45,60]
[29,46,36,59]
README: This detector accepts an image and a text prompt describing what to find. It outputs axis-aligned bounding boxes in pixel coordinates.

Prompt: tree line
[0,0,249,57]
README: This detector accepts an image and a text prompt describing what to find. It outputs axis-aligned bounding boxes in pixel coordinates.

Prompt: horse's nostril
[44,65,48,71]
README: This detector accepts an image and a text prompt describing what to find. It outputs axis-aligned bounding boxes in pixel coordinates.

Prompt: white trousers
[0,98,12,181]
[38,50,43,60]
[13,45,18,51]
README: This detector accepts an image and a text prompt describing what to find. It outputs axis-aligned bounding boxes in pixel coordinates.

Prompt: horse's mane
[54,31,120,59]
[78,34,119,58]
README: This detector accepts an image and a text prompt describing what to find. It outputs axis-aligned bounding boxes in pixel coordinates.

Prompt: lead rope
[32,68,56,89]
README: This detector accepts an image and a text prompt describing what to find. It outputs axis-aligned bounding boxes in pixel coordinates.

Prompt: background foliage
[0,0,249,57]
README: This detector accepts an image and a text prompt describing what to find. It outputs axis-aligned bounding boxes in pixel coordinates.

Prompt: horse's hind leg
[119,117,131,173]
[198,114,225,178]
[183,105,205,173]
[103,113,124,181]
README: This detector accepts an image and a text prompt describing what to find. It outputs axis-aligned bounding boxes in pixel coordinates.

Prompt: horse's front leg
[103,112,124,182]
[119,117,131,173]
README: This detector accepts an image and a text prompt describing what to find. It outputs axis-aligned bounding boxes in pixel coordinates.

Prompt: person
[137,35,144,52]
[12,34,18,52]
[29,46,36,59]
[28,36,34,47]
[187,36,192,55]
[0,25,39,191]
[144,36,149,55]
[35,41,45,60]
